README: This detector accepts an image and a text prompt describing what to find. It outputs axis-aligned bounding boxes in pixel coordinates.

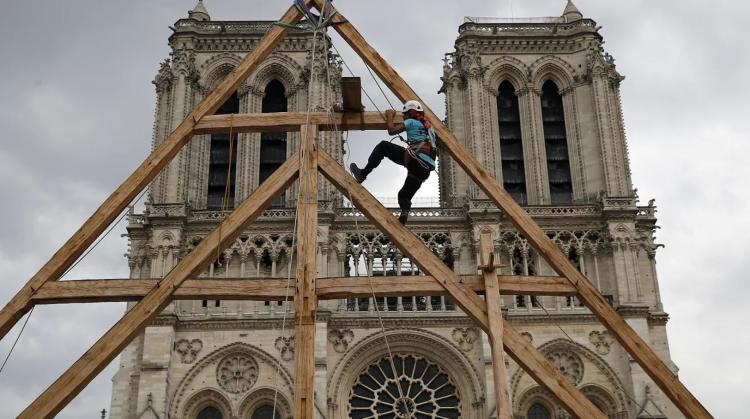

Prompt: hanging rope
[215,115,235,268]
[0,306,34,375]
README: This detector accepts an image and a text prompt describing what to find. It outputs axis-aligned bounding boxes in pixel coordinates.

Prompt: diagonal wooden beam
[318,150,605,419]
[0,3,307,343]
[29,275,576,304]
[480,233,512,419]
[293,124,319,419]
[319,5,711,417]
[18,156,300,419]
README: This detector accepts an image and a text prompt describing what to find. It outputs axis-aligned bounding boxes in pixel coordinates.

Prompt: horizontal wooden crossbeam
[194,111,403,134]
[29,275,575,304]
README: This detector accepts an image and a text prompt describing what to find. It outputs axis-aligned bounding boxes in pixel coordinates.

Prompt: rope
[0,306,34,375]
[216,115,235,267]
[324,33,407,403]
[1,187,147,375]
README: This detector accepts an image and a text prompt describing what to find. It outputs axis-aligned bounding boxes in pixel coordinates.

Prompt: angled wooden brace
[315,3,711,417]
[318,150,606,419]
[0,2,308,342]
[18,155,300,419]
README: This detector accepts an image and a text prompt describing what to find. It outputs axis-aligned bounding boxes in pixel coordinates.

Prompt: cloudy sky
[0,0,747,417]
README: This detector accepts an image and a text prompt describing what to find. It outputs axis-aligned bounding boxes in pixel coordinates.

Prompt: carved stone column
[517,86,549,204]
[560,86,587,201]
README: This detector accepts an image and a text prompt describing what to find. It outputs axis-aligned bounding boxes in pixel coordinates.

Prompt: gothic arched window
[260,80,288,207]
[497,81,527,204]
[250,405,280,419]
[207,93,240,209]
[197,406,223,419]
[540,80,573,204]
[527,402,552,419]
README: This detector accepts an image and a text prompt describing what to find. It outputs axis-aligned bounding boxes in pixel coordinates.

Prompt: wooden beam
[194,111,403,135]
[321,6,711,417]
[317,149,605,419]
[293,124,319,419]
[29,275,576,304]
[19,156,300,419]
[0,3,307,343]
[480,233,512,419]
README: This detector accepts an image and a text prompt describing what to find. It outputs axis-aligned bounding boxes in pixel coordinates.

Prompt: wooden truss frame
[0,2,711,418]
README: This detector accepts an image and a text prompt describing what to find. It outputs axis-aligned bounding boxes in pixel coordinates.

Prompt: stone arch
[529,56,576,91]
[483,56,530,94]
[328,328,485,419]
[580,384,618,415]
[200,52,244,92]
[246,53,305,97]
[170,342,294,417]
[516,386,560,418]
[183,388,233,419]
[238,387,293,419]
[510,338,628,413]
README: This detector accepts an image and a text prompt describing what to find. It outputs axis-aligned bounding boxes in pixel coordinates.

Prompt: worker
[350,100,437,224]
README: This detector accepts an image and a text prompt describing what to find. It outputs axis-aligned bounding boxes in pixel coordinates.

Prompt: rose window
[349,354,461,419]
[216,353,259,394]
[545,351,583,385]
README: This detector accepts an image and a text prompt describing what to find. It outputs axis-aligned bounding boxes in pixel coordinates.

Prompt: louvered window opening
[207,93,240,209]
[541,80,573,204]
[260,80,288,208]
[497,81,527,205]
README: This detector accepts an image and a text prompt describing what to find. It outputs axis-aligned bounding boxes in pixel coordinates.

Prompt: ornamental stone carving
[521,332,534,344]
[327,329,354,354]
[216,353,259,393]
[451,327,479,352]
[175,339,203,364]
[545,351,584,385]
[275,336,295,362]
[589,330,613,355]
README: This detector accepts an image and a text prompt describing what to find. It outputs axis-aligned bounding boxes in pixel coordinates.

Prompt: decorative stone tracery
[216,353,260,394]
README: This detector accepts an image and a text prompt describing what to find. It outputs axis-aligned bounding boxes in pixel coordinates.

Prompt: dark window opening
[260,80,288,208]
[207,93,240,209]
[497,81,527,205]
[528,403,551,419]
[197,406,223,419]
[541,80,573,204]
[251,405,281,419]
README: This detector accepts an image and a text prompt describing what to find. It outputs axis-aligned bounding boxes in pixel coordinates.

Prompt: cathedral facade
[109,2,681,418]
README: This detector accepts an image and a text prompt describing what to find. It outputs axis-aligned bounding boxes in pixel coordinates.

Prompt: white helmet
[402,100,424,113]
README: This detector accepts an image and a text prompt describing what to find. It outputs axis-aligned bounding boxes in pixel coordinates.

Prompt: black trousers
[361,141,431,212]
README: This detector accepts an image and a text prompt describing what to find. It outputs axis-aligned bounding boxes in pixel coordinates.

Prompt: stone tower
[109,2,681,418]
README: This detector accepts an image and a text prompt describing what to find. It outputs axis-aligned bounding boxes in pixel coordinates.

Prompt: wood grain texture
[19,156,300,419]
[481,233,512,419]
[194,111,402,134]
[293,124,318,419]
[318,149,605,418]
[0,3,307,343]
[320,5,711,417]
[29,275,576,304]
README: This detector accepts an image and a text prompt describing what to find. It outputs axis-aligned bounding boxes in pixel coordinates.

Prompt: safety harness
[403,118,438,171]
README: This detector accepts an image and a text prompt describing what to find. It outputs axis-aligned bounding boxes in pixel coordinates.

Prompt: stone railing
[468,200,600,217]
[458,18,598,36]
[173,20,307,35]
[336,207,466,219]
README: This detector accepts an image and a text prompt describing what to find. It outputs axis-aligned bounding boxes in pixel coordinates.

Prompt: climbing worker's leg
[396,162,431,225]
[350,141,406,183]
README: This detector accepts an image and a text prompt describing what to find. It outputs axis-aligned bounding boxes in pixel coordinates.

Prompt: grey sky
[0,0,747,417]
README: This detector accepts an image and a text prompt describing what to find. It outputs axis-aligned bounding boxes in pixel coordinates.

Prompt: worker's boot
[398,210,409,225]
[350,163,366,183]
